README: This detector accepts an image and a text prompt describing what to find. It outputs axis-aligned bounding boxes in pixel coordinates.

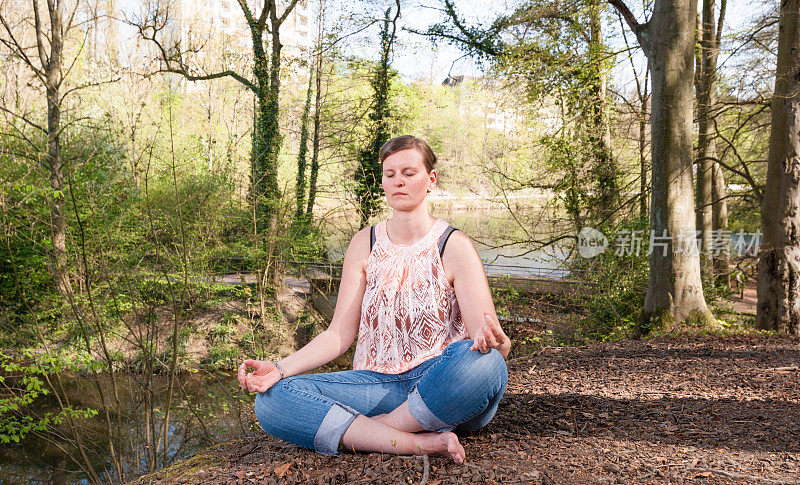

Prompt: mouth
[393,192,407,196]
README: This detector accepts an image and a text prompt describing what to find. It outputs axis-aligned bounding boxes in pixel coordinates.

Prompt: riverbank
[132,332,800,484]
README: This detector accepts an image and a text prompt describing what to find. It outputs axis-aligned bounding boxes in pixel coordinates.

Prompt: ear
[428,169,437,187]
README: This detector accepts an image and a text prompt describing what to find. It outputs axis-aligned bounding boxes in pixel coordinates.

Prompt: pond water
[0,372,252,484]
[322,207,575,279]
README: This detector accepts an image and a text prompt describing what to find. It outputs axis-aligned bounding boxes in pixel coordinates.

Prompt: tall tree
[355,1,400,229]
[586,1,617,225]
[137,0,301,277]
[0,0,83,297]
[306,0,325,220]
[695,0,729,285]
[610,0,715,330]
[618,13,650,220]
[295,67,314,223]
[757,0,800,335]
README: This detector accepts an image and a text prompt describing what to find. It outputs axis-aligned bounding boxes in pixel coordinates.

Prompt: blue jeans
[254,339,508,455]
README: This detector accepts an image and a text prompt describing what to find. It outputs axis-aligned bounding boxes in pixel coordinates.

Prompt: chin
[388,201,418,211]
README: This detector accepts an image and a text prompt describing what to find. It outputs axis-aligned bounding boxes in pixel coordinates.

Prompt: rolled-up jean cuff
[313,403,359,455]
[407,385,452,432]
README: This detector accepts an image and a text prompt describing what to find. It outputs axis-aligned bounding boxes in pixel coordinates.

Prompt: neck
[388,207,437,244]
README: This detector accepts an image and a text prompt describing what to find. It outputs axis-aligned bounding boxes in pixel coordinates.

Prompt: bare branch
[608,0,641,31]
[32,0,50,68]
[61,76,122,99]
[715,0,726,48]
[608,0,651,56]
[131,10,258,93]
[278,0,302,25]
[0,13,45,80]
[63,0,80,36]
[0,104,46,132]
[256,0,269,29]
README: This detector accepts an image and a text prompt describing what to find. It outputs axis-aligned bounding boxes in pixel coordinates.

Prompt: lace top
[353,217,469,374]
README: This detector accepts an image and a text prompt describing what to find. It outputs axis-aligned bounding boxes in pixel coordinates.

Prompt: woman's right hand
[237,359,281,393]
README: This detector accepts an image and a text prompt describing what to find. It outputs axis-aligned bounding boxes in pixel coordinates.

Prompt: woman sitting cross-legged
[237,135,511,463]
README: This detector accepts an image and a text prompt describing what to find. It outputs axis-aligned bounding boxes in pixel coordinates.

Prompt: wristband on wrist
[273,361,285,380]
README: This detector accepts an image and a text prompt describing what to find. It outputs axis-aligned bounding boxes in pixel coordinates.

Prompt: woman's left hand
[470,313,512,359]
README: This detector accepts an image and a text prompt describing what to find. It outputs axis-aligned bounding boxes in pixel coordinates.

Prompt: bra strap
[438,225,458,257]
[370,225,376,252]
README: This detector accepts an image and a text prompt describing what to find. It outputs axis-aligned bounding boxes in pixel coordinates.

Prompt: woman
[237,135,511,464]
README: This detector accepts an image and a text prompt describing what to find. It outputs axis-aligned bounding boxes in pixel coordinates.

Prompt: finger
[483,333,494,351]
[470,328,484,350]
[237,362,247,389]
[488,319,506,339]
[470,334,480,350]
[254,379,273,393]
[252,380,266,393]
[246,374,255,393]
[484,313,500,329]
[478,335,489,353]
[490,325,509,347]
[484,313,507,342]
[484,330,499,349]
[242,359,261,370]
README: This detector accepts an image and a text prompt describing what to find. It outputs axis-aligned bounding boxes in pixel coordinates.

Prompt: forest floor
[134,329,800,484]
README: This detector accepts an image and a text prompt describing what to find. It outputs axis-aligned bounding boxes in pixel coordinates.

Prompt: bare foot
[415,431,465,464]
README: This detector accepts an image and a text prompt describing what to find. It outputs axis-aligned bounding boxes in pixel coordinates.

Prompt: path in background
[719,280,757,315]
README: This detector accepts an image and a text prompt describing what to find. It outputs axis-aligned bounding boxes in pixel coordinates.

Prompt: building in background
[442,75,561,135]
[86,0,314,90]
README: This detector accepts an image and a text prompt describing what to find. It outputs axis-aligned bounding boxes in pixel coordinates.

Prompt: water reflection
[323,208,573,278]
[0,372,249,484]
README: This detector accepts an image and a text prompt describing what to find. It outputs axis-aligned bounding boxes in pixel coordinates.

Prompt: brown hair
[379,135,437,173]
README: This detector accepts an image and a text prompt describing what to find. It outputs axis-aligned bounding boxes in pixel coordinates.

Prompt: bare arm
[444,231,512,359]
[238,227,369,392]
[276,227,369,376]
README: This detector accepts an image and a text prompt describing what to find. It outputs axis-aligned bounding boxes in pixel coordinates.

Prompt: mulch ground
[137,333,800,484]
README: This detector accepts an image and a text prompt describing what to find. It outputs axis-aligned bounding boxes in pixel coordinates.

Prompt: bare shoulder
[344,226,372,274]
[441,230,482,283]
[443,229,476,256]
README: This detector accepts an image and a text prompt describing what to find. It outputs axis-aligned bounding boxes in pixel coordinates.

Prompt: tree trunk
[295,69,313,222]
[266,4,285,288]
[611,0,714,330]
[694,9,713,279]
[306,2,325,219]
[43,0,72,298]
[695,0,728,284]
[587,2,617,226]
[355,4,399,229]
[639,69,649,220]
[712,157,729,286]
[757,0,800,335]
[639,103,648,219]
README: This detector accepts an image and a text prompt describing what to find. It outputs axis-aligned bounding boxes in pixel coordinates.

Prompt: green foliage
[355,7,398,227]
[570,217,650,341]
[0,350,98,444]
[204,341,240,370]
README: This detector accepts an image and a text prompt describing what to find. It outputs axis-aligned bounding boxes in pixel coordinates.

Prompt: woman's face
[382,148,436,210]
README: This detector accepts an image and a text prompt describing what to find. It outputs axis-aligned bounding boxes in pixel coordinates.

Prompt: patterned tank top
[353,217,469,374]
